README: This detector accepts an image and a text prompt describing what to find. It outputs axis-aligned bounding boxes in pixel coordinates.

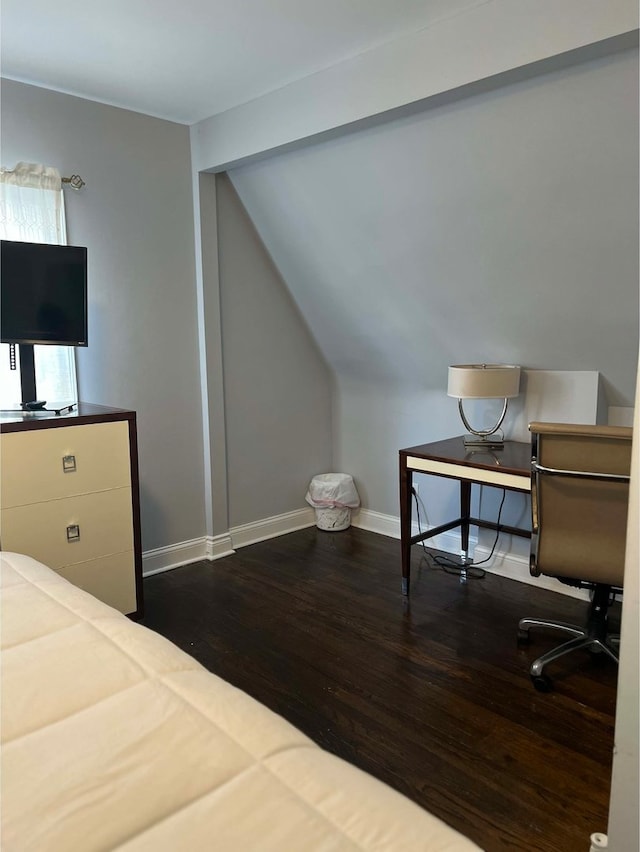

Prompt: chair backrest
[529,422,632,587]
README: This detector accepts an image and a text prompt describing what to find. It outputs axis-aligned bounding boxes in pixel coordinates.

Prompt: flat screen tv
[1,239,87,409]
[1,239,88,346]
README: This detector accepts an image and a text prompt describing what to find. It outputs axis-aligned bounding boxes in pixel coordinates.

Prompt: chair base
[518,585,620,691]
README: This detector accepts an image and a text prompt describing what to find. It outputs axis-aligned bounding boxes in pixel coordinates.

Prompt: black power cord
[412,487,507,580]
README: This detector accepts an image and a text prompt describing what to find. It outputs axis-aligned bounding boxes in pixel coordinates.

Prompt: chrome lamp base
[463,434,505,450]
[458,398,509,450]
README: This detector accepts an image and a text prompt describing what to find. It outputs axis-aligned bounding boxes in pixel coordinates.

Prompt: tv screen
[1,240,88,346]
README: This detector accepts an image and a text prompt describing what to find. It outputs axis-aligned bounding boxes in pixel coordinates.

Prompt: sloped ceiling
[228,48,639,404]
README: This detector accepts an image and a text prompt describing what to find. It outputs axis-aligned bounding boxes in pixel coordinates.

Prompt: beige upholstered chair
[518,422,633,692]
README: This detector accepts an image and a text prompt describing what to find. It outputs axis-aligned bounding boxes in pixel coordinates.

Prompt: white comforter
[1,552,479,851]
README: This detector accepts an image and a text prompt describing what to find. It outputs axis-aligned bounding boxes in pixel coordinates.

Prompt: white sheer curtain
[0,162,78,406]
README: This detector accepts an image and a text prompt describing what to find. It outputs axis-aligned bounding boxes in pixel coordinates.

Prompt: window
[0,162,78,406]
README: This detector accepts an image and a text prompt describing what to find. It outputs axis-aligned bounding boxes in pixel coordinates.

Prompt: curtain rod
[62,174,86,190]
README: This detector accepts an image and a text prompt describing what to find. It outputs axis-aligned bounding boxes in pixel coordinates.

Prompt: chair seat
[523,422,631,692]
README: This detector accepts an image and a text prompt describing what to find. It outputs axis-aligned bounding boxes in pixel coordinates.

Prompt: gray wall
[215,174,332,527]
[607,361,639,850]
[229,48,639,522]
[1,79,206,552]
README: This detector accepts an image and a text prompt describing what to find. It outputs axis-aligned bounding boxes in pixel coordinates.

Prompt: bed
[1,551,479,851]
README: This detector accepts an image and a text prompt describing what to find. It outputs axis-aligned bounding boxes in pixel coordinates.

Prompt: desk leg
[400,460,413,596]
[460,481,472,584]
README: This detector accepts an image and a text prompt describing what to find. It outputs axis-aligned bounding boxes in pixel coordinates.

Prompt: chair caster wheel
[531,674,553,693]
[517,629,530,647]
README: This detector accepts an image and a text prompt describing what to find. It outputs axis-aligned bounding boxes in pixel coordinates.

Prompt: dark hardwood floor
[142,527,619,852]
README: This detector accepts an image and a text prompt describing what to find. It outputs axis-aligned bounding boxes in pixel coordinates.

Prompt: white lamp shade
[447,364,521,399]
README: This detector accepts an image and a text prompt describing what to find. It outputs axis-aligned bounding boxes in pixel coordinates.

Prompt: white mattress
[1,551,480,851]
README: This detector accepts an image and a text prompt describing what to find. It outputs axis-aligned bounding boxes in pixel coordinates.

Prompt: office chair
[518,422,632,692]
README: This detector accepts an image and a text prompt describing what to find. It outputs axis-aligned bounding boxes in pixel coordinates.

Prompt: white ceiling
[1,0,485,124]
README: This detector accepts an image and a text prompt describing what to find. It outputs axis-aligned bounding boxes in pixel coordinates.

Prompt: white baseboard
[351,507,476,556]
[143,537,208,576]
[206,533,236,561]
[229,507,316,549]
[142,533,234,576]
[352,508,588,600]
[473,544,589,601]
[142,509,317,577]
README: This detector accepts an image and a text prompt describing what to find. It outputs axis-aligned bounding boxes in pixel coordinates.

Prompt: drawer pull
[66,524,81,543]
[62,455,77,473]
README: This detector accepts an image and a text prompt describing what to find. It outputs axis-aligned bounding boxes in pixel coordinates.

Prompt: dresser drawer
[1,488,134,569]
[56,552,137,615]
[1,421,132,509]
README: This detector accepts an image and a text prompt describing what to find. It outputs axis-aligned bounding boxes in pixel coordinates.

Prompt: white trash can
[305,473,360,532]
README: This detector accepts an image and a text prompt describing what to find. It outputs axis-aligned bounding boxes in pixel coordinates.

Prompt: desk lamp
[448,364,521,449]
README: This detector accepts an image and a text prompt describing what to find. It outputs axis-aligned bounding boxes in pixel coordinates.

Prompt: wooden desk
[399,437,531,595]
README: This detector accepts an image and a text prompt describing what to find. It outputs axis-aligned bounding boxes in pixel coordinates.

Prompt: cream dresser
[0,404,143,617]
